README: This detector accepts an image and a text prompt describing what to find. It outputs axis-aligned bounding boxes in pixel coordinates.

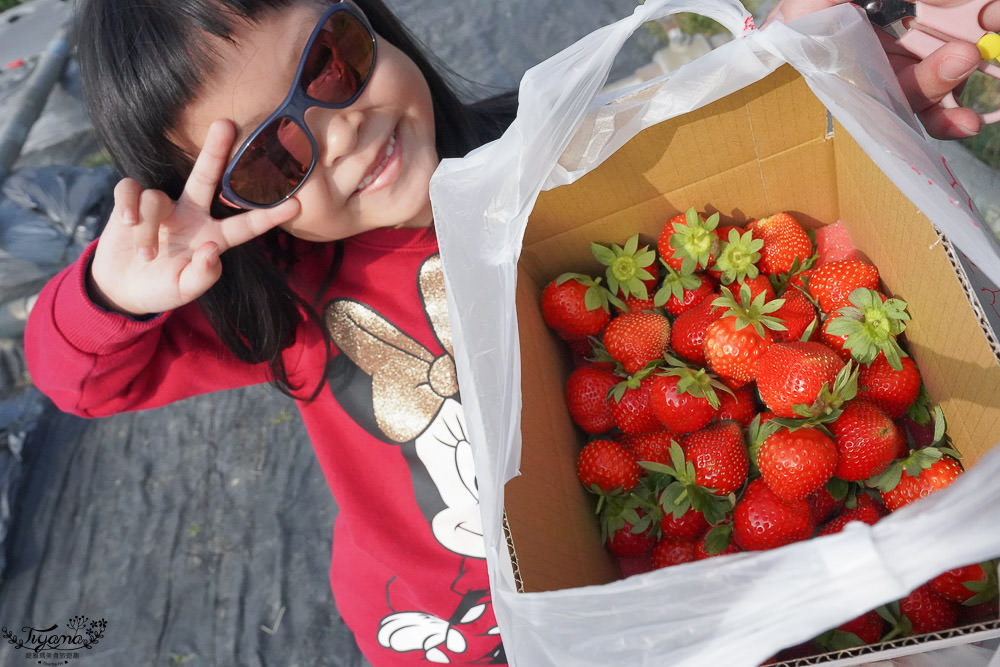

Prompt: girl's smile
[176,2,439,242]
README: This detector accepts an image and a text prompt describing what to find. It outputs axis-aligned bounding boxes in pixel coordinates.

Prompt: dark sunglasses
[219,2,377,209]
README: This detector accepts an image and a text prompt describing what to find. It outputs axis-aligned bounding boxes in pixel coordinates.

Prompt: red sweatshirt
[25,226,504,666]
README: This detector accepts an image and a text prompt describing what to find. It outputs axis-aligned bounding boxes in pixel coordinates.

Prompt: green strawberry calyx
[653,263,704,307]
[658,354,734,409]
[554,271,625,313]
[591,234,657,301]
[711,227,763,286]
[824,288,910,370]
[712,283,786,339]
[866,440,962,493]
[669,207,721,274]
[639,441,736,526]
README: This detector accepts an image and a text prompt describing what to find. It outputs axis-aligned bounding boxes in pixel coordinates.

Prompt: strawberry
[650,536,698,569]
[771,286,818,343]
[680,420,750,497]
[829,400,903,481]
[808,259,880,314]
[716,383,757,426]
[732,478,815,551]
[879,453,963,511]
[659,505,710,540]
[754,341,847,419]
[807,484,844,525]
[648,366,724,435]
[658,208,722,274]
[591,234,659,301]
[857,355,921,419]
[655,267,715,316]
[720,273,776,304]
[606,519,656,557]
[821,288,910,370]
[564,364,619,434]
[576,438,641,494]
[695,527,742,559]
[619,293,658,315]
[757,426,839,501]
[621,429,675,465]
[603,311,671,375]
[541,273,612,341]
[929,561,998,604]
[833,610,885,646]
[900,584,960,635]
[610,375,662,435]
[669,295,724,366]
[817,493,888,535]
[746,212,814,277]
[703,285,784,387]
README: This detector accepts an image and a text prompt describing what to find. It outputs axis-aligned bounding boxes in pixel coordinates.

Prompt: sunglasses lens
[228,118,312,207]
[300,11,374,105]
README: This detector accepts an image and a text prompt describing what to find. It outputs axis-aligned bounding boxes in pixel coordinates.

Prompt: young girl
[23,0,994,665]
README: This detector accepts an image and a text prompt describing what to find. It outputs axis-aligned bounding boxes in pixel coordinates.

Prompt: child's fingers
[178,241,223,300]
[180,119,237,211]
[217,196,300,251]
[111,178,142,226]
[134,189,174,261]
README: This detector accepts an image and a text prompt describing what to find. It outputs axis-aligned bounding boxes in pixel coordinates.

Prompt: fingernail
[940,55,978,81]
[956,120,980,137]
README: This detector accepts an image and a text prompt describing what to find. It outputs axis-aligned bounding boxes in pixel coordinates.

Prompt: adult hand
[89,119,300,316]
[770,0,1000,138]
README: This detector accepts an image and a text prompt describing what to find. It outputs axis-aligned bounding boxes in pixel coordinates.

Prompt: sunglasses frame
[219,2,378,209]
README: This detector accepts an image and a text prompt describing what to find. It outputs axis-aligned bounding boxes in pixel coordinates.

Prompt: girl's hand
[770,0,1000,139]
[89,120,300,317]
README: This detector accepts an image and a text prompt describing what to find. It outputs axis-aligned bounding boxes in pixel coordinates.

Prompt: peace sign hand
[89,120,300,317]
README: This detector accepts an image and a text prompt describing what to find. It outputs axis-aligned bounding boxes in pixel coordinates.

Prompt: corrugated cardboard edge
[502,511,525,594]
[770,619,1000,667]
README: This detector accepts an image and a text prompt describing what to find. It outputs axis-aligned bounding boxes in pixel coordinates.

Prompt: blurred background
[1,1,999,666]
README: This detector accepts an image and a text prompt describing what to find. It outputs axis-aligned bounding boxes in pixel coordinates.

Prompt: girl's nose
[305,106,361,165]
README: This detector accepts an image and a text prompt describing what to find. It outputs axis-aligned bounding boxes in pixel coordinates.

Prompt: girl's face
[176,2,439,242]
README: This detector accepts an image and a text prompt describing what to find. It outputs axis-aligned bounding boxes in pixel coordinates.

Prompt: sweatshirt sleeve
[24,241,272,417]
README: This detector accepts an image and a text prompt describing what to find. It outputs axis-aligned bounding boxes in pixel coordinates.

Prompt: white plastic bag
[430,2,1000,665]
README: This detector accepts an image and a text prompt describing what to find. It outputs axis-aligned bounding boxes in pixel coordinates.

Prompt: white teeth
[356,132,396,192]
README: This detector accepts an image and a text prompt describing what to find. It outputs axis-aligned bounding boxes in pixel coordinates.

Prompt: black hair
[75,0,517,398]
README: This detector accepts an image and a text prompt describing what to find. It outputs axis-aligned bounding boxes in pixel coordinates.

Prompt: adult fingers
[918,104,983,139]
[180,119,237,211]
[891,40,981,109]
[217,196,301,251]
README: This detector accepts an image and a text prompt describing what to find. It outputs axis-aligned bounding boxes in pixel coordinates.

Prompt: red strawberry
[821,288,910,370]
[900,584,960,635]
[857,355,921,419]
[716,383,757,426]
[651,536,698,569]
[754,341,846,419]
[711,226,763,286]
[808,259,880,314]
[576,439,641,493]
[746,212,814,276]
[830,400,903,481]
[703,286,784,387]
[610,375,662,435]
[606,520,656,557]
[681,420,750,496]
[541,274,612,341]
[670,296,724,366]
[619,293,658,315]
[757,426,839,501]
[655,268,715,317]
[880,455,963,511]
[817,493,888,535]
[806,485,844,525]
[564,364,619,434]
[659,506,710,540]
[621,429,675,465]
[695,529,742,559]
[834,610,886,646]
[772,287,818,343]
[720,273,776,304]
[930,562,998,604]
[648,368,722,435]
[603,311,671,374]
[658,208,722,274]
[732,478,815,551]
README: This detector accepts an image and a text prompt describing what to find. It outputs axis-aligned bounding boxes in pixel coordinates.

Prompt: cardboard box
[505,64,1000,662]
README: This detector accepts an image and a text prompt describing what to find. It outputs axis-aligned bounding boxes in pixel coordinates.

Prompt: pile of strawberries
[541,208,999,653]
